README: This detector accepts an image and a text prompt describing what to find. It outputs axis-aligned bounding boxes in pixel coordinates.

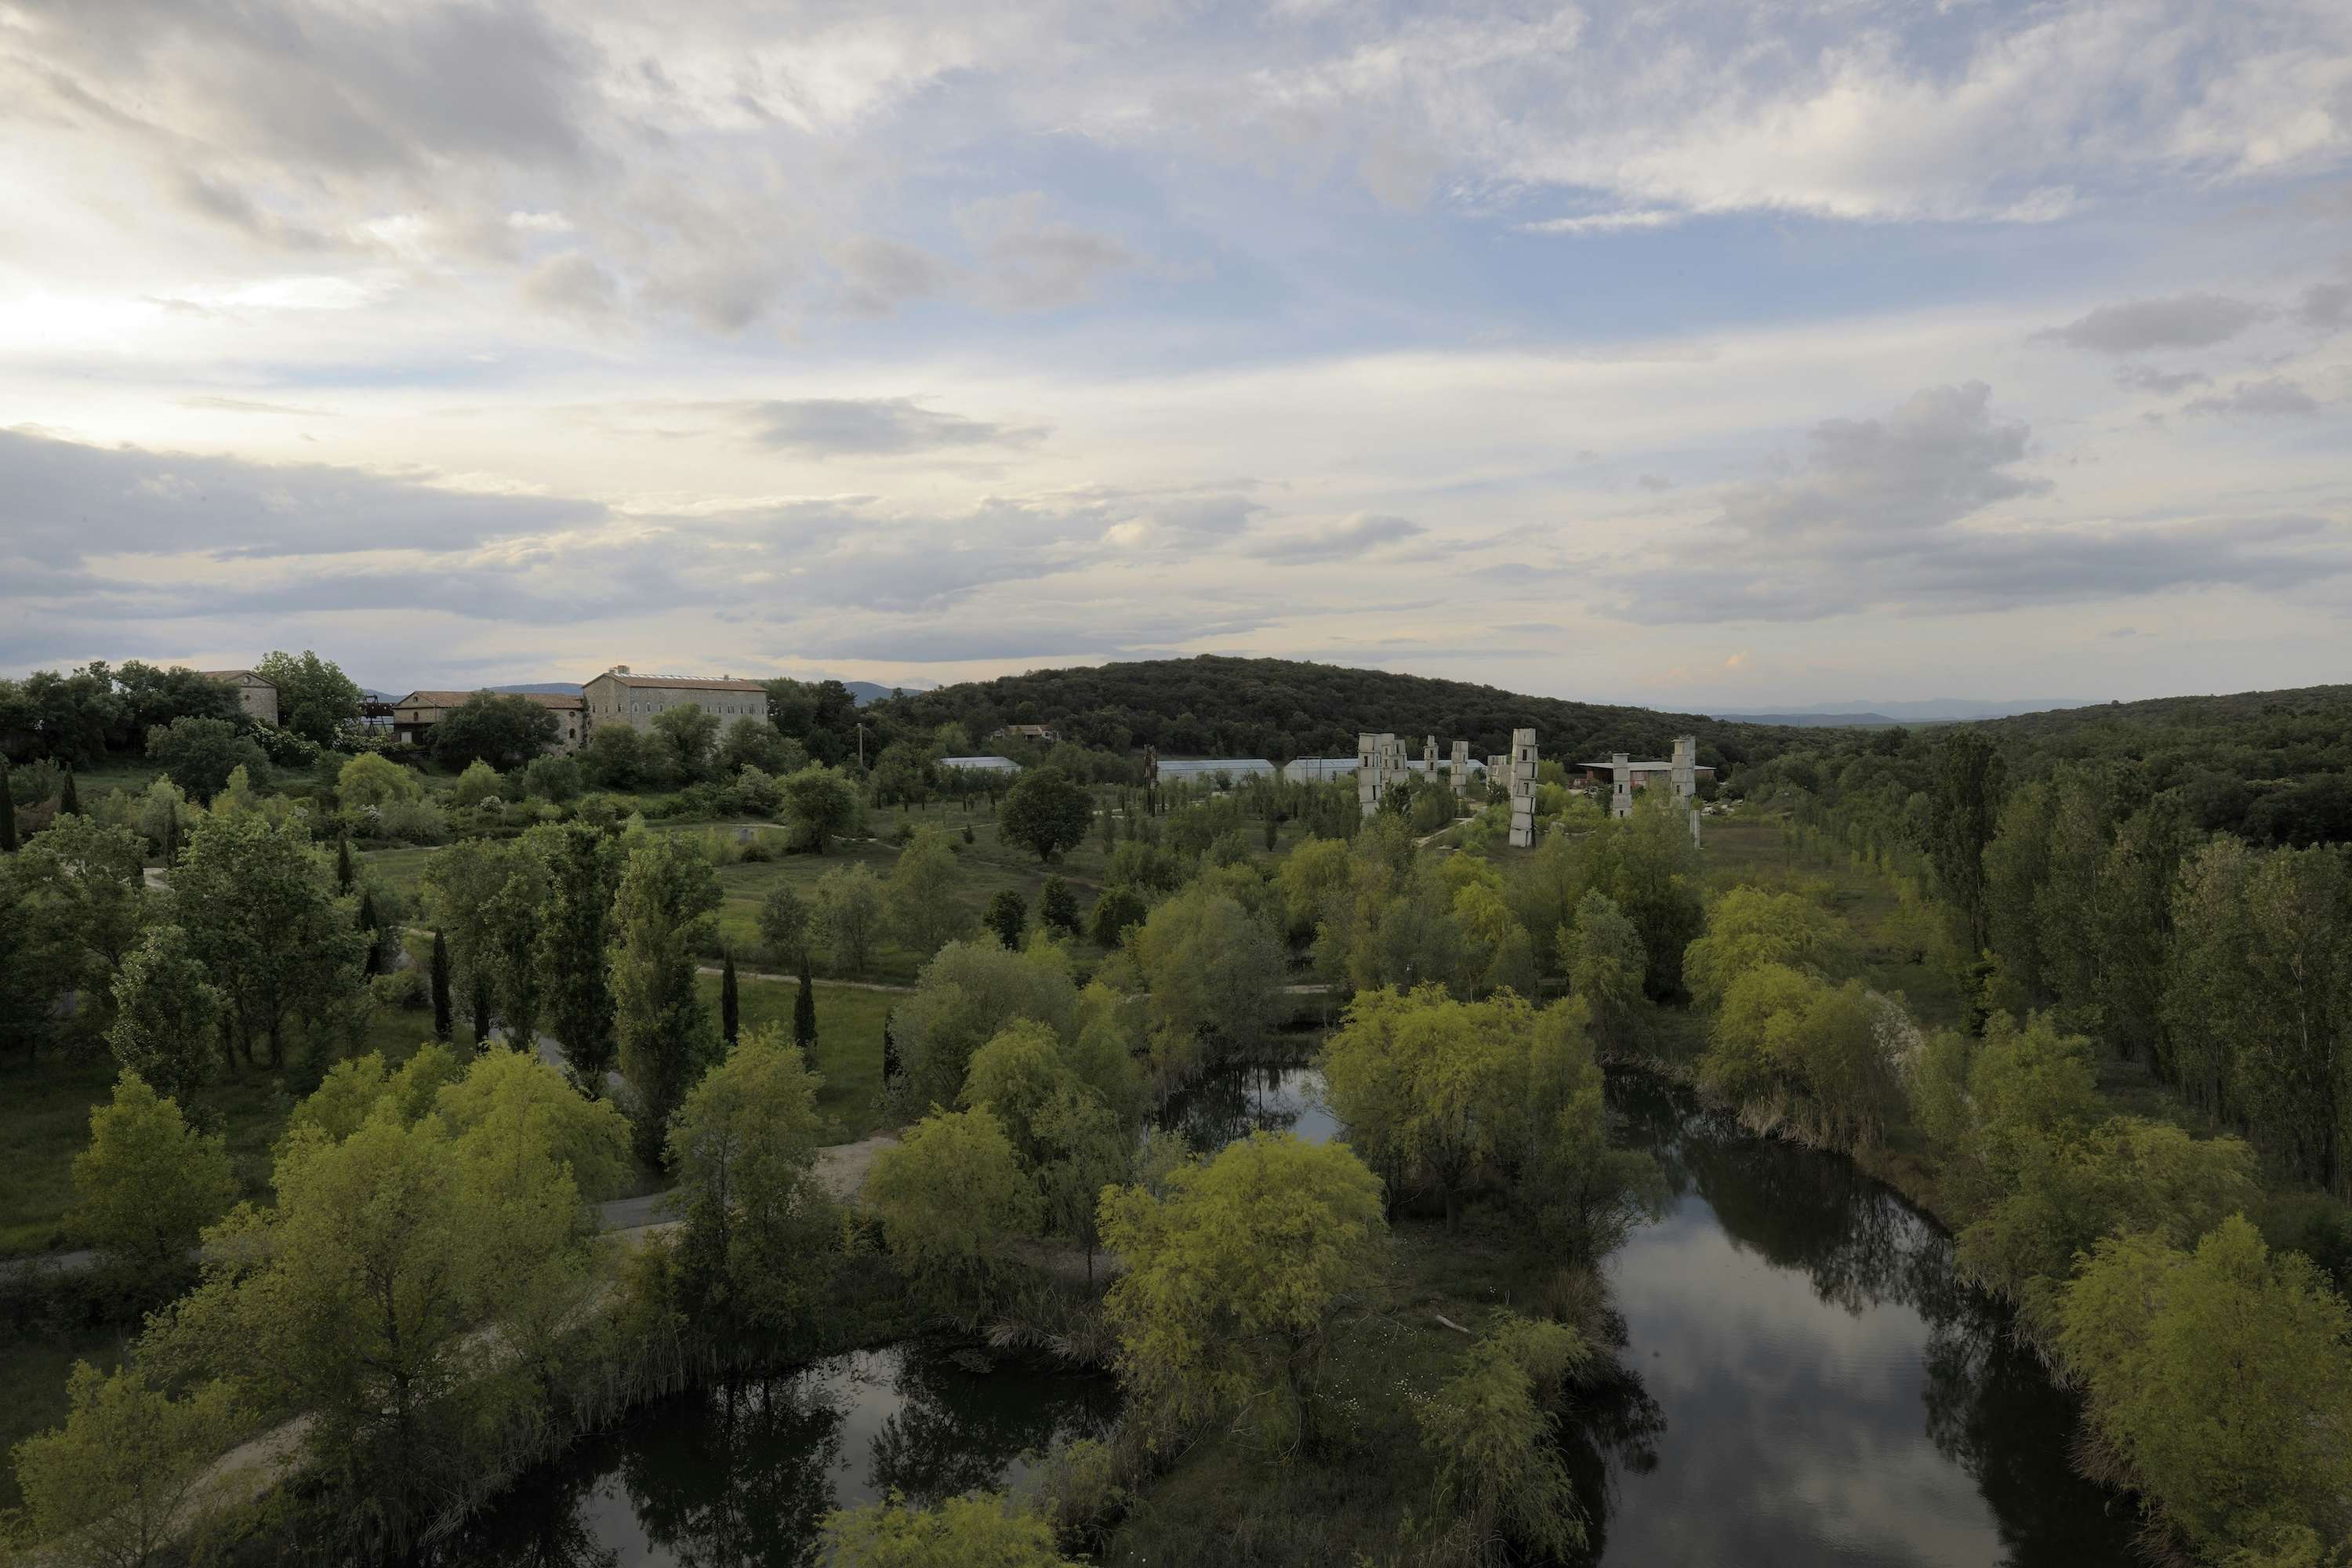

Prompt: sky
[2,0,2349,709]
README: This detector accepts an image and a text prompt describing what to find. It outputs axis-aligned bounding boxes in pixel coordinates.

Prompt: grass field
[694,973,899,1142]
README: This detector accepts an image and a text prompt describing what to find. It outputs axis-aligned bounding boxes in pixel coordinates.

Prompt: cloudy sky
[2,0,2348,706]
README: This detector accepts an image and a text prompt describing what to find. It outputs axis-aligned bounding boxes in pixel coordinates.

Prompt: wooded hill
[868,655,1835,769]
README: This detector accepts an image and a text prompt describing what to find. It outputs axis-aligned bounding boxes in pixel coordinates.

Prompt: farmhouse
[201,669,278,726]
[393,690,586,753]
[583,666,769,737]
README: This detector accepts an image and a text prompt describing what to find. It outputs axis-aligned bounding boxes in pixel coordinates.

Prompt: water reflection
[437,1346,1116,1567]
[1157,1064,1335,1150]
[1572,1073,2138,1567]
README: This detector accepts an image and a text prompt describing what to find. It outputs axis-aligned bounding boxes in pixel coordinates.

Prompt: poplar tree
[58,764,81,818]
[335,836,355,894]
[720,950,740,1047]
[534,822,622,1092]
[793,951,817,1048]
[612,833,723,1158]
[0,760,16,851]
[430,929,453,1042]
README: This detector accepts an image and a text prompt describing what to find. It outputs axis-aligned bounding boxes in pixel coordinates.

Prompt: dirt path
[691,964,913,994]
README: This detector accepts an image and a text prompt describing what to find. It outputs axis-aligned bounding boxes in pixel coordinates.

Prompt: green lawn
[694,974,898,1142]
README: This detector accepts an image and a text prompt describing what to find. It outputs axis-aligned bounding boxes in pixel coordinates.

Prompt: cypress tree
[720,950,740,1047]
[471,977,492,1050]
[430,930,453,1042]
[58,766,80,818]
[0,763,15,853]
[793,950,817,1049]
[356,889,381,976]
[880,1007,898,1081]
[335,837,355,894]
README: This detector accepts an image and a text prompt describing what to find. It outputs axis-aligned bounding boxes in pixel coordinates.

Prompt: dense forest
[869,655,1829,770]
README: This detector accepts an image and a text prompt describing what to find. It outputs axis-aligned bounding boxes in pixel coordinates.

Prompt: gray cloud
[1587,384,2350,622]
[833,237,951,317]
[0,426,597,566]
[2036,294,2268,354]
[523,252,619,318]
[741,398,1045,458]
[1637,473,1673,492]
[958,194,1138,313]
[1254,513,1425,563]
[2296,281,2351,331]
[2114,364,2209,395]
[175,394,338,416]
[2183,377,2321,417]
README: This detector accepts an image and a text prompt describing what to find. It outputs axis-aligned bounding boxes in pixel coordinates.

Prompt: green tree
[430,927,453,1042]
[891,938,1079,1110]
[1000,768,1092,863]
[1039,876,1079,935]
[429,692,560,771]
[666,1025,831,1330]
[820,1492,1078,1568]
[718,715,800,776]
[1033,1083,1130,1283]
[779,764,862,851]
[2059,1217,2352,1558]
[336,750,422,812]
[255,648,362,746]
[521,753,583,802]
[1130,882,1283,1065]
[176,814,365,1067]
[815,862,887,975]
[612,832,724,1156]
[68,1070,235,1279]
[532,822,624,1092]
[105,924,223,1105]
[1682,886,1846,1011]
[1559,889,1643,1050]
[452,758,505,808]
[9,1362,238,1568]
[1417,1316,1591,1558]
[334,835,355,893]
[720,949,741,1046]
[758,884,812,968]
[0,759,16,851]
[794,951,817,1047]
[1088,887,1149,949]
[983,887,1027,949]
[132,778,186,865]
[960,1019,1076,1170]
[887,826,967,957]
[651,703,722,782]
[1104,1132,1387,1449]
[143,717,267,805]
[425,836,547,1049]
[866,1106,1040,1314]
[1927,728,2006,954]
[11,813,151,1033]
[579,724,650,789]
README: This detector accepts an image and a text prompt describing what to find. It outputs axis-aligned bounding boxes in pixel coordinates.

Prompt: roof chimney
[614,664,630,674]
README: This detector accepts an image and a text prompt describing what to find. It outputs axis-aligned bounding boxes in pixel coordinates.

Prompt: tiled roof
[200,670,270,683]
[397,689,584,710]
[594,673,767,691]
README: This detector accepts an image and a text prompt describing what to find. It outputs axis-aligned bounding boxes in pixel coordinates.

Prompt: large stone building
[393,690,586,753]
[582,667,769,737]
[201,670,278,726]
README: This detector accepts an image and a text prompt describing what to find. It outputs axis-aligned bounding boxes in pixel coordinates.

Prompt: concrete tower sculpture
[1508,728,1538,848]
[1451,739,1472,796]
[1610,753,1633,819]
[1671,735,1702,845]
[1356,731,1406,818]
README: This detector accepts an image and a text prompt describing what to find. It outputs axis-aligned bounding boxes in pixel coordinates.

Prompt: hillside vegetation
[870,655,1831,769]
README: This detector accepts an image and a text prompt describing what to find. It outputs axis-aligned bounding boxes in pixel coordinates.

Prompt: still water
[453,1066,2136,1566]
[1568,1072,2139,1566]
[439,1345,1116,1566]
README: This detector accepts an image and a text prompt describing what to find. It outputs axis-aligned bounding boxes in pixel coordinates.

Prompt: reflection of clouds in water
[1599,1201,2011,1566]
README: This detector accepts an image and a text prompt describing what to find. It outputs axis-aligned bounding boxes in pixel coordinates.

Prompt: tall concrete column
[1671,735,1701,845]
[1508,728,1538,848]
[1610,753,1632,818]
[1451,739,1472,796]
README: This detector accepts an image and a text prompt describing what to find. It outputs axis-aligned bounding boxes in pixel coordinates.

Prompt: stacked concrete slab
[1610,753,1633,818]
[1451,739,1472,796]
[1356,731,1408,818]
[1671,735,1702,845]
[1508,728,1538,848]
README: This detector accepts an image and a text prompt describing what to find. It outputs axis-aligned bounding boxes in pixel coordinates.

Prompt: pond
[1566,1071,2140,1566]
[436,1344,1116,1566]
[455,1064,2138,1566]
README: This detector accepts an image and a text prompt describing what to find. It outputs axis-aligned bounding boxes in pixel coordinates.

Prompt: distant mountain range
[1710,698,2107,727]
